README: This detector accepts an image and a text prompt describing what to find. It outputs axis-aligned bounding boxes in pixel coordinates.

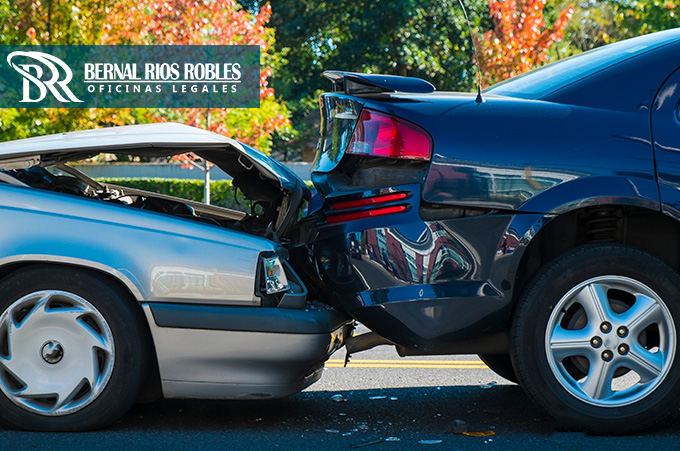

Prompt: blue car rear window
[486,29,680,100]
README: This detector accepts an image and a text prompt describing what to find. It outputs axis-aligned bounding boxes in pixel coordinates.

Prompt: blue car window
[487,30,679,100]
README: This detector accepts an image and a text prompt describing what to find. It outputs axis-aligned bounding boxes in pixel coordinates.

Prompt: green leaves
[270,0,489,100]
[479,0,573,85]
[0,1,290,156]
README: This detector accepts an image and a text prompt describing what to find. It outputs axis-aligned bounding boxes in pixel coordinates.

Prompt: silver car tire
[511,244,680,434]
[0,266,150,431]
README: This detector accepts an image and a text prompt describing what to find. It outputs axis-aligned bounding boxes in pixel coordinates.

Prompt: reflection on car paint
[150,265,253,299]
[424,158,581,210]
[313,95,364,173]
[356,222,474,286]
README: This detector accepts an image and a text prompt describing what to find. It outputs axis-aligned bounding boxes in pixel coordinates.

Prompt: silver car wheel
[0,290,115,416]
[546,275,676,407]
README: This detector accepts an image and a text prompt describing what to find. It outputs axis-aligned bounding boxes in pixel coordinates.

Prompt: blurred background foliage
[0,0,678,159]
[97,177,245,210]
[0,0,289,154]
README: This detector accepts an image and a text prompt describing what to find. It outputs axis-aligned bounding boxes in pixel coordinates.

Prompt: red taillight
[326,191,412,224]
[325,205,409,224]
[346,109,432,161]
[331,192,410,210]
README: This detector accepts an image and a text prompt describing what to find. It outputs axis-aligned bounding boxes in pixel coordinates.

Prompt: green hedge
[96,177,246,211]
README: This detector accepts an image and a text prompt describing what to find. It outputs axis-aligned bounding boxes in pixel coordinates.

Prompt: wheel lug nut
[590,337,602,348]
[600,322,612,333]
[602,350,614,362]
[618,344,629,355]
[617,326,628,338]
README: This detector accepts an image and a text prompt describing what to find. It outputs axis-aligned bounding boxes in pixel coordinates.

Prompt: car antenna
[457,0,485,104]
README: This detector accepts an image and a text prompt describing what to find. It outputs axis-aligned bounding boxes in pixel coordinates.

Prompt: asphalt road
[2,344,680,450]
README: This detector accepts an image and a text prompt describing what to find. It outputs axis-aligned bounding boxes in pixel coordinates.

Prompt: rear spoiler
[323,71,435,95]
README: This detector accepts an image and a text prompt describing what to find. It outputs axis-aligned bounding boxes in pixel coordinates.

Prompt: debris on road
[331,394,347,402]
[349,439,382,449]
[418,439,443,445]
[462,431,495,437]
[349,436,402,448]
[447,419,468,434]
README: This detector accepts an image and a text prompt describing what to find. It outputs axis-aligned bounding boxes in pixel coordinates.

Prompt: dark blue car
[292,28,680,433]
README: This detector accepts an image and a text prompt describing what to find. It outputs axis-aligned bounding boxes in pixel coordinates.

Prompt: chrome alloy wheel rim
[0,291,115,416]
[546,276,676,407]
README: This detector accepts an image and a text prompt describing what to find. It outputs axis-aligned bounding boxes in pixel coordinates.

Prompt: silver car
[0,122,350,431]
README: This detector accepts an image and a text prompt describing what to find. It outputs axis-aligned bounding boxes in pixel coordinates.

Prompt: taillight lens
[326,205,409,224]
[330,192,410,210]
[326,190,412,223]
[346,109,432,160]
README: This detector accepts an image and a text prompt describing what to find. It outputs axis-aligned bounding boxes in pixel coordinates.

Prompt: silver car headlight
[263,255,289,294]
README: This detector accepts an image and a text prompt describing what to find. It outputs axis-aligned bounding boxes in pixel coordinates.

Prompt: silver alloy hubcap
[546,276,676,407]
[0,291,115,416]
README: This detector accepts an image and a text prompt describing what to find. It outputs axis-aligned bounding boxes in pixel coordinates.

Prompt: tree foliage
[0,0,110,45]
[615,0,680,36]
[103,0,289,153]
[479,0,573,85]
[0,0,289,154]
[2,0,680,154]
[550,0,679,55]
[0,0,144,141]
[267,0,489,102]
[259,0,491,155]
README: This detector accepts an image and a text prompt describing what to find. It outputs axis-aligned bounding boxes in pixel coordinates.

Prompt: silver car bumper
[143,303,350,399]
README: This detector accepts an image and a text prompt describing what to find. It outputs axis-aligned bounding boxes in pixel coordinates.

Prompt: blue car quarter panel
[419,36,679,214]
[652,66,680,219]
[420,96,658,212]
